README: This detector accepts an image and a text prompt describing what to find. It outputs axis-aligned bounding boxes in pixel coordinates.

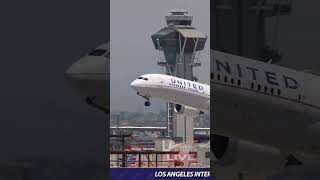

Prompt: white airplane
[210,50,320,179]
[130,51,320,178]
[65,42,110,113]
[63,43,320,178]
[130,74,210,116]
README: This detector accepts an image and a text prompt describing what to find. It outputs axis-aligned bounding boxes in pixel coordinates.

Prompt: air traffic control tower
[151,10,207,141]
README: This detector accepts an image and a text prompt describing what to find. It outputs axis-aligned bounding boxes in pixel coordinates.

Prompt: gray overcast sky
[110,0,210,113]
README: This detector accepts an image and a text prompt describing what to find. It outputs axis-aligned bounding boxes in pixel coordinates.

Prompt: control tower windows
[167,20,191,26]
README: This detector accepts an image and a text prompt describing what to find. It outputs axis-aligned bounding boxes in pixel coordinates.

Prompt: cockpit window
[88,49,107,56]
[137,77,148,80]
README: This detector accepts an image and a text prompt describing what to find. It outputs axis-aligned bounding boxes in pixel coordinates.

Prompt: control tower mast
[151,10,207,139]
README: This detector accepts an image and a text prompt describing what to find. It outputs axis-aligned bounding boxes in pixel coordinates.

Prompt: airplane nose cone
[65,56,109,97]
[65,58,86,78]
[65,56,108,80]
[130,80,146,91]
[65,66,77,79]
[130,80,138,89]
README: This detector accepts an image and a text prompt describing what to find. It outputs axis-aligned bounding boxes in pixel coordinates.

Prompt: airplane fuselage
[131,51,320,157]
[211,50,320,156]
[130,74,210,112]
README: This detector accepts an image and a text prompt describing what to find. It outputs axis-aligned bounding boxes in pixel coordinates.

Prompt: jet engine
[174,104,203,117]
[211,134,297,175]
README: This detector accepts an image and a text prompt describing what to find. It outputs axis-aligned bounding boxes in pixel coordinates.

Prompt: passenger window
[237,80,241,86]
[257,84,261,91]
[251,83,254,89]
[277,89,281,95]
[264,86,268,93]
[224,76,228,83]
[143,78,148,81]
[217,75,221,80]
[230,78,234,84]
[270,88,274,94]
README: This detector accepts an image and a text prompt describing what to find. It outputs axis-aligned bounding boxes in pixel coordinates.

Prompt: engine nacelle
[212,134,289,175]
[174,104,203,117]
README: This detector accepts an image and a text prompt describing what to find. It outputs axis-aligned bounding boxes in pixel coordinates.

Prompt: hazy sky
[110,0,210,113]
